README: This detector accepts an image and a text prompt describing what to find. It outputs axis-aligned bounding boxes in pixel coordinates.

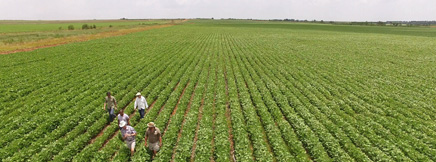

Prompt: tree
[68,25,74,30]
[376,21,386,26]
[82,24,89,30]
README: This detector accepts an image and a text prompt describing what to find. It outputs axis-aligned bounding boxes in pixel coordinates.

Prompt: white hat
[119,121,127,127]
[136,92,141,96]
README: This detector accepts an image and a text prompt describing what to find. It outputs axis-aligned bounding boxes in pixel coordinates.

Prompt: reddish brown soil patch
[163,81,190,135]
[223,67,236,162]
[89,124,110,144]
[189,95,205,162]
[190,65,211,162]
[171,82,198,162]
[157,82,180,115]
[0,22,184,55]
[210,71,218,162]
[1,43,68,55]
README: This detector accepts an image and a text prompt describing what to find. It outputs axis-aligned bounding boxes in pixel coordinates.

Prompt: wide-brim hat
[147,122,155,128]
[136,92,141,96]
[119,121,127,127]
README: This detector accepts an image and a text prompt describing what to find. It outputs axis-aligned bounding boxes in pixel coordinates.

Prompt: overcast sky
[0,0,435,21]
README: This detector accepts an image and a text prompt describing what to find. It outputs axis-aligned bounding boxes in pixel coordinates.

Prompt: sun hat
[147,122,155,128]
[136,92,141,96]
[119,121,127,127]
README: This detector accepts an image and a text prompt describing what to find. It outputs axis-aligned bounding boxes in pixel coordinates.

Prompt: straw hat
[136,92,141,96]
[147,122,155,128]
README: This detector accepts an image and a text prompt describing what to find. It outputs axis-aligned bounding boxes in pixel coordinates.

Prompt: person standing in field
[144,122,162,157]
[103,92,117,122]
[120,121,137,156]
[117,109,130,130]
[134,92,148,118]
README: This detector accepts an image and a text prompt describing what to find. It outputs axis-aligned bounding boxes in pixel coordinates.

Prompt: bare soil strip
[237,88,256,161]
[244,80,276,162]
[146,100,158,115]
[210,107,217,162]
[174,82,180,91]
[210,70,218,162]
[163,81,190,135]
[223,66,236,162]
[190,65,211,162]
[157,81,181,116]
[189,92,205,162]
[170,82,198,161]
[150,81,189,160]
[228,53,255,161]
[0,22,184,55]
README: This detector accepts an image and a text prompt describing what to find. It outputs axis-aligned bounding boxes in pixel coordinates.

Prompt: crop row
[237,32,436,161]
[93,33,213,161]
[71,31,206,162]
[1,45,148,161]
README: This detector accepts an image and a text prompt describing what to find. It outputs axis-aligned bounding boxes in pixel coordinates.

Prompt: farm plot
[1,20,436,161]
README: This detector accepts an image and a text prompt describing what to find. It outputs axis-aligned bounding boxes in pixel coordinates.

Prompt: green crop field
[0,20,169,33]
[0,20,171,47]
[1,20,436,162]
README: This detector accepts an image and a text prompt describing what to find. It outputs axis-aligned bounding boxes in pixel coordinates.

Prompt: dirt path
[162,81,190,135]
[210,70,218,162]
[223,65,236,162]
[190,65,211,162]
[229,53,256,161]
[170,82,198,161]
[0,20,187,55]
[0,43,69,55]
[189,93,205,162]
[244,79,276,162]
[152,82,180,117]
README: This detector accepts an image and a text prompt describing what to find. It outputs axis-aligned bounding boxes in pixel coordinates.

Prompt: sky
[0,0,435,21]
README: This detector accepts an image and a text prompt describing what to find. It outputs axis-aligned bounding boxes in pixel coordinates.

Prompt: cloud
[0,0,434,21]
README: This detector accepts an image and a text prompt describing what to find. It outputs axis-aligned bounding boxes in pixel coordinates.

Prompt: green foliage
[0,20,169,33]
[68,25,74,30]
[82,24,89,30]
[1,20,436,162]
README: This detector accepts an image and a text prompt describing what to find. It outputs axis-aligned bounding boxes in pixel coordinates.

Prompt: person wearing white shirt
[117,109,130,130]
[134,92,149,118]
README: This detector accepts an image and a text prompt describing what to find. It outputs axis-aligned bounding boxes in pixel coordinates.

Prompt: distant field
[0,20,169,33]
[1,20,436,162]
[0,19,178,53]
